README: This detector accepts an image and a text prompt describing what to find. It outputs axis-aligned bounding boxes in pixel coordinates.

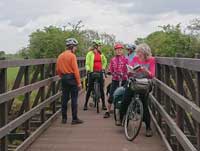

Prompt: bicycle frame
[91,72,104,113]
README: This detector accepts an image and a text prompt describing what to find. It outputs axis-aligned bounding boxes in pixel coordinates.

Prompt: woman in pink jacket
[104,43,128,118]
[121,43,155,137]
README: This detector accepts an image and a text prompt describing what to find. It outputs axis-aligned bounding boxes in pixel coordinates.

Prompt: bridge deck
[27,90,166,151]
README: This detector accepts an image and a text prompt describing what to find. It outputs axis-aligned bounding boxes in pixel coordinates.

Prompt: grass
[7,67,19,81]
[6,67,38,114]
[7,67,19,89]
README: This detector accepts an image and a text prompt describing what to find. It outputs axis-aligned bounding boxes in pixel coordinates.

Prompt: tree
[136,23,199,57]
[0,51,5,58]
[187,18,200,36]
[19,21,116,59]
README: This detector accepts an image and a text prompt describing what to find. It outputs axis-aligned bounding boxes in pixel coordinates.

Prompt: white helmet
[65,38,78,46]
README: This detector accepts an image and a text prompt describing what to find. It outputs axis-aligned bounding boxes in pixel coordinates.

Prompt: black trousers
[107,80,127,104]
[120,88,151,129]
[85,72,105,106]
[61,74,79,120]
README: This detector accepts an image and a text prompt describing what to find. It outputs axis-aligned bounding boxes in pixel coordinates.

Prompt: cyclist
[56,38,83,125]
[120,43,155,137]
[83,40,107,110]
[125,44,136,64]
[104,43,128,118]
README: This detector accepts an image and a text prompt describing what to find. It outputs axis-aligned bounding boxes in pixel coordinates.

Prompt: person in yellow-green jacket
[83,40,107,110]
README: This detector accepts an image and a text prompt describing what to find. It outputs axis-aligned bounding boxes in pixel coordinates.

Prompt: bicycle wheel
[124,97,143,141]
[94,82,100,113]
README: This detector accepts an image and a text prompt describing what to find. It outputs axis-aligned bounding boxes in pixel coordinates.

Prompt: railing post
[40,64,46,123]
[156,63,162,126]
[0,57,8,151]
[52,63,56,113]
[164,65,171,141]
[175,53,184,151]
[24,58,30,138]
[195,53,200,151]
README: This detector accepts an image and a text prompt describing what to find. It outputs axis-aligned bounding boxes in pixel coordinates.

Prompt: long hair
[135,43,152,60]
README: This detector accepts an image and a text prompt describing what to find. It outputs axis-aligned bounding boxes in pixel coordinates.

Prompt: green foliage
[28,26,67,58]
[136,22,200,57]
[101,44,114,61]
[17,19,200,58]
[0,51,5,58]
[19,21,116,59]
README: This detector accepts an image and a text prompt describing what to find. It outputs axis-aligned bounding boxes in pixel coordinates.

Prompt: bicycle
[88,71,106,113]
[125,69,152,141]
[123,78,144,141]
[113,65,152,141]
[111,72,125,125]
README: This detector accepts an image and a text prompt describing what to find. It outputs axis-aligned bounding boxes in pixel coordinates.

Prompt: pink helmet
[114,43,124,50]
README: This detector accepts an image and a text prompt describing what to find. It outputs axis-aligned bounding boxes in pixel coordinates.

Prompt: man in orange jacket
[56,38,83,124]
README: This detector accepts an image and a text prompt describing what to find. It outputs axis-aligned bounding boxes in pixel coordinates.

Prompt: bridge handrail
[0,57,86,151]
[156,57,200,71]
[0,57,85,68]
[150,55,200,151]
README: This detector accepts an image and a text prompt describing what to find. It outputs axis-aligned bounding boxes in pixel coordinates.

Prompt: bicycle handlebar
[87,70,107,78]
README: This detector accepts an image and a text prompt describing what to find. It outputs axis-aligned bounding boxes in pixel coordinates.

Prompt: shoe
[71,118,84,125]
[102,105,107,110]
[104,112,110,118]
[62,118,67,124]
[146,128,153,137]
[83,105,88,111]
[115,120,122,126]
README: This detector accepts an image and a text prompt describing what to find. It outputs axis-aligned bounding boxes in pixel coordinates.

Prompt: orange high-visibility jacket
[56,50,81,85]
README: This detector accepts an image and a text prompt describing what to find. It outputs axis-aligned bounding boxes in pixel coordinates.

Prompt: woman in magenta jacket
[121,43,155,137]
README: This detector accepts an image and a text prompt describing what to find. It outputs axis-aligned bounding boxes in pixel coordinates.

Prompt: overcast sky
[0,0,200,54]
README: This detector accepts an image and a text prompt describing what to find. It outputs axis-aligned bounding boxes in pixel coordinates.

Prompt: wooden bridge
[0,55,200,151]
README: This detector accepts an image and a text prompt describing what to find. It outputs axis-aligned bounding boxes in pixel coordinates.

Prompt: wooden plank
[150,94,197,151]
[0,58,85,69]
[15,109,61,151]
[45,83,52,99]
[44,64,52,78]
[0,92,61,139]
[170,135,197,146]
[79,67,86,73]
[32,88,42,108]
[0,76,59,104]
[18,66,41,115]
[51,63,56,113]
[0,67,8,151]
[30,66,41,84]
[77,57,85,61]
[18,66,31,116]
[40,64,45,123]
[155,63,162,126]
[154,78,200,124]
[181,69,196,101]
[0,59,56,69]
[164,65,171,141]
[56,80,61,92]
[183,111,195,135]
[175,53,184,151]
[195,53,200,151]
[156,57,200,72]
[149,107,173,151]
[24,65,30,138]
[8,66,25,111]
